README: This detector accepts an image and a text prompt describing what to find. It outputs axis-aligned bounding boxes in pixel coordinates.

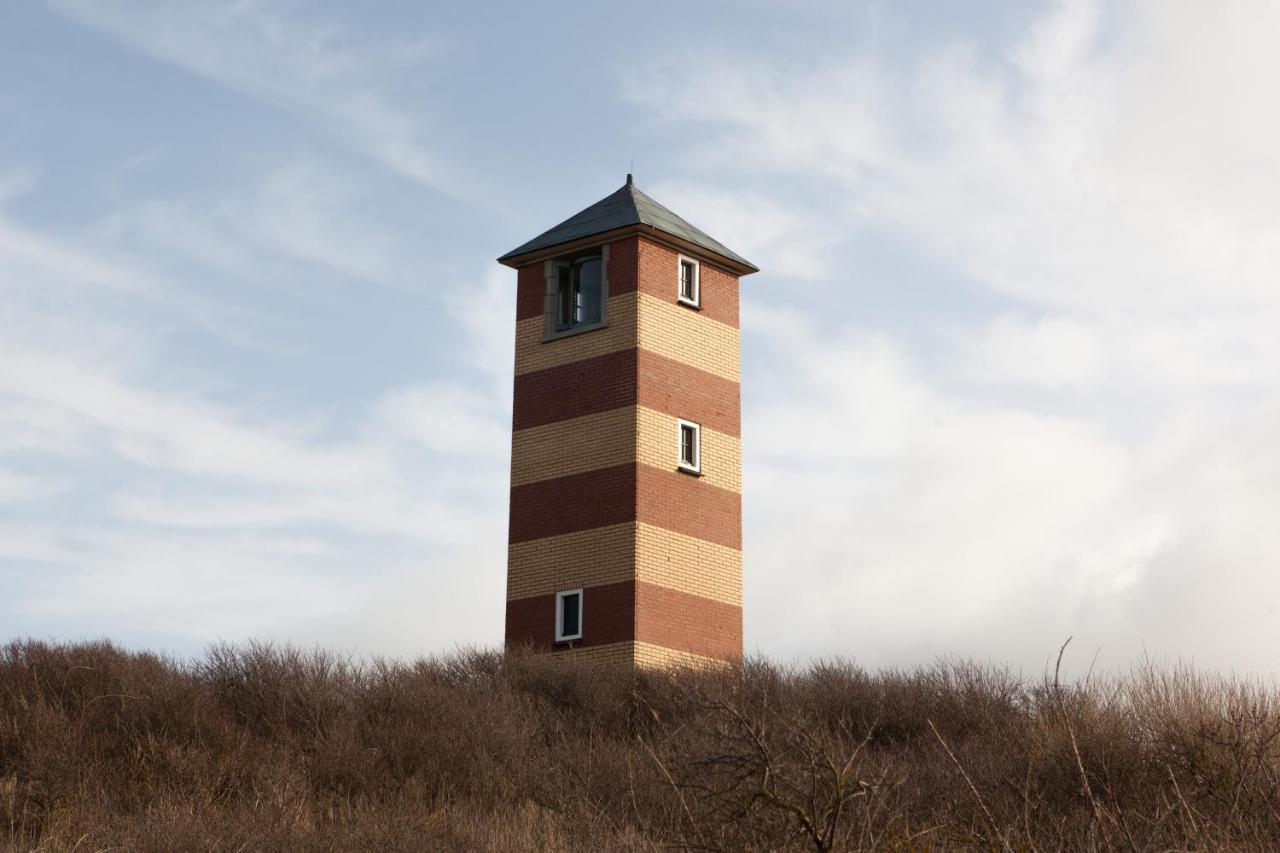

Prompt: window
[555,589,583,642]
[677,256,700,307]
[550,254,603,334]
[677,419,701,474]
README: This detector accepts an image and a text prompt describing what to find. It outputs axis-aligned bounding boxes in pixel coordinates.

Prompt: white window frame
[677,255,700,308]
[677,419,701,474]
[555,588,583,642]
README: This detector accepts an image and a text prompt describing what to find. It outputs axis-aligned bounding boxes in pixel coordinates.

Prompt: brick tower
[498,175,757,667]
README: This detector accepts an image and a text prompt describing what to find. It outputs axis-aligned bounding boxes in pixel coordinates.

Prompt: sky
[2,0,1279,677]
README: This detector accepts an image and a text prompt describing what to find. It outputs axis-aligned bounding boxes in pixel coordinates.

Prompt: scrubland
[3,638,1280,850]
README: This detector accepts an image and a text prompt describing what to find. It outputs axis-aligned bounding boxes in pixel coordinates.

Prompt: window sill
[553,637,583,647]
[541,321,608,343]
[676,297,701,310]
[676,465,702,477]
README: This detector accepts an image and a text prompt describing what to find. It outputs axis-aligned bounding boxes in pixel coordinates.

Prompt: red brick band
[505,579,742,661]
[512,349,637,432]
[637,464,742,549]
[634,580,742,662]
[515,264,545,321]
[636,349,740,437]
[508,462,741,548]
[509,463,635,544]
[513,349,739,435]
[506,580,635,650]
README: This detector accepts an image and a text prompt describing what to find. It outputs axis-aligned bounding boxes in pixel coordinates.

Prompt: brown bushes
[3,638,1280,851]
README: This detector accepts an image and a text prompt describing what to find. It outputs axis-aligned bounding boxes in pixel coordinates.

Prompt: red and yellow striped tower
[497,175,757,667]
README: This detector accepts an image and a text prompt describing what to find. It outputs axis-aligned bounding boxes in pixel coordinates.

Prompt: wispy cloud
[48,1,462,196]
[632,0,1280,673]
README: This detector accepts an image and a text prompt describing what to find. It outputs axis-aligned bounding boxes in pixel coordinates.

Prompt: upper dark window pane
[551,255,603,334]
[575,258,602,325]
[556,265,574,330]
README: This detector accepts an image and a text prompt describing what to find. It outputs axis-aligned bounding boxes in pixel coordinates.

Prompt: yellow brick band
[510,406,739,491]
[514,292,638,376]
[634,641,732,669]
[507,522,741,606]
[514,290,739,381]
[510,408,636,487]
[636,407,740,493]
[636,292,739,382]
[524,641,731,670]
[507,523,635,600]
[635,522,742,606]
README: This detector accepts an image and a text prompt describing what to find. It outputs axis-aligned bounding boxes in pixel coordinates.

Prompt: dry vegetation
[4,639,1280,851]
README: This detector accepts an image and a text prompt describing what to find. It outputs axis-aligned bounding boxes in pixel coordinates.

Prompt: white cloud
[0,201,511,648]
[0,468,67,503]
[373,382,509,455]
[744,311,1280,675]
[638,0,1280,673]
[961,313,1105,387]
[48,1,462,195]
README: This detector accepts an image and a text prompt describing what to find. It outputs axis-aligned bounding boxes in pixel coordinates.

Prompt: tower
[498,175,757,667]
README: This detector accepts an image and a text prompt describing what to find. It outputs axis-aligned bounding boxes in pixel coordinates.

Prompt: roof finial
[626,171,633,186]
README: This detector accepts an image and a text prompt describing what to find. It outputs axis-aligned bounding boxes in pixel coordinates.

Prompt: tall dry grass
[2,638,1280,851]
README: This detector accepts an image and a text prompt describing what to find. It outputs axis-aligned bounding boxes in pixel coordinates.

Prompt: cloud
[743,309,1280,676]
[0,469,67,503]
[48,1,462,195]
[109,160,416,289]
[0,193,511,649]
[960,313,1105,388]
[634,0,1280,673]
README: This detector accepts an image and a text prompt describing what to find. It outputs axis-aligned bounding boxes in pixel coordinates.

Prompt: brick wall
[511,408,637,487]
[505,234,744,666]
[637,238,739,328]
[508,522,741,605]
[505,579,742,661]
[514,291,638,375]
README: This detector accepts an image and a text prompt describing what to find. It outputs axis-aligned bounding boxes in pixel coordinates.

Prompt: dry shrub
[3,638,1280,851]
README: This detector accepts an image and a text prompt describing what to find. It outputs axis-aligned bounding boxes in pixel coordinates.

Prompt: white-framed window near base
[555,589,583,642]
[677,255,700,307]
[677,419,701,474]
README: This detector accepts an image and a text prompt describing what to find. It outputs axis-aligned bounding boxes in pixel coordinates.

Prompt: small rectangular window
[555,589,583,642]
[677,256,700,307]
[677,419,701,474]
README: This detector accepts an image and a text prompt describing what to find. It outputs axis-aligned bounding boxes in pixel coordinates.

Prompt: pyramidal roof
[498,175,757,274]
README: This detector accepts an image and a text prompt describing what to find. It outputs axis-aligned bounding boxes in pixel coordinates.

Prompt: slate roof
[498,175,757,273]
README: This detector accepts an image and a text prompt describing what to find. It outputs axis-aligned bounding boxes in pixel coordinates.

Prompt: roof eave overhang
[498,224,759,277]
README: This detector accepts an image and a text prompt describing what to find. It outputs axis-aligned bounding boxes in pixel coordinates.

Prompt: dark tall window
[556,589,583,642]
[554,256,603,332]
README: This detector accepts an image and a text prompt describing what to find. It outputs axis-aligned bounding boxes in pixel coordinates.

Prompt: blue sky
[3,1,1279,675]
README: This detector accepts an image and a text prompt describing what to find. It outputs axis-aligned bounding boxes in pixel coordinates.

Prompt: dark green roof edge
[498,176,758,273]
